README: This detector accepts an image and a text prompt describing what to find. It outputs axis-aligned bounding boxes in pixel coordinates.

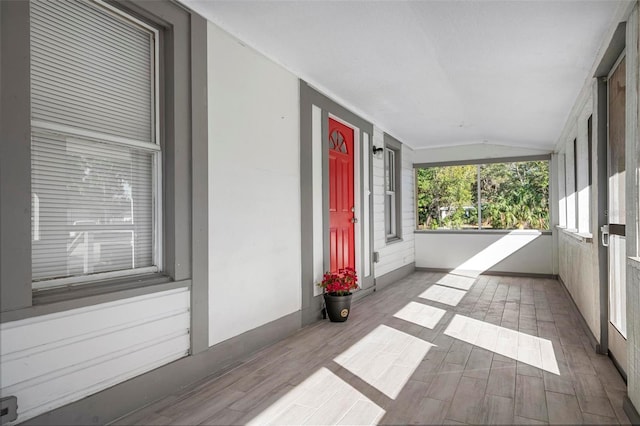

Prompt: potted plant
[317,267,358,322]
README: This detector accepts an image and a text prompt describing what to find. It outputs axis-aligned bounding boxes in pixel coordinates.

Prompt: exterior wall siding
[558,231,600,338]
[0,288,191,424]
[372,126,415,278]
[555,86,601,343]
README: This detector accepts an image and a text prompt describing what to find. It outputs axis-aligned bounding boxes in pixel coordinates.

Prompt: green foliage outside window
[416,161,549,230]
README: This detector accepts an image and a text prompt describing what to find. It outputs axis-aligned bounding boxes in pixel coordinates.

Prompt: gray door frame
[299,81,374,326]
[594,22,626,357]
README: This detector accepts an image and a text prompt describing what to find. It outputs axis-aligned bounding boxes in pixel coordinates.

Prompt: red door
[328,118,355,272]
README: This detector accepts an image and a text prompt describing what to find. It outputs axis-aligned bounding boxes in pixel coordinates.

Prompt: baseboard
[22,311,302,426]
[557,276,600,353]
[623,396,640,426]
[414,266,557,280]
[480,270,558,279]
[374,262,415,291]
[352,285,375,302]
[608,350,628,383]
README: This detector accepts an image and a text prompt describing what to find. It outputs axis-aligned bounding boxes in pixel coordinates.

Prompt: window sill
[1,274,191,323]
[414,229,552,236]
[385,236,404,245]
[556,226,593,243]
[628,257,640,268]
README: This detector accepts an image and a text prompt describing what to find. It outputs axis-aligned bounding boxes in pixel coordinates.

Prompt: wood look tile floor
[114,273,632,425]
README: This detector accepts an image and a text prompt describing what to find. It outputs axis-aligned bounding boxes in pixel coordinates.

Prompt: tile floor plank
[114,274,627,426]
[515,375,548,422]
[446,376,488,423]
[486,360,516,398]
[480,394,514,425]
[545,391,582,424]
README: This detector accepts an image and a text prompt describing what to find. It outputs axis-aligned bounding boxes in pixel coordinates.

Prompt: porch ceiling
[182,0,624,151]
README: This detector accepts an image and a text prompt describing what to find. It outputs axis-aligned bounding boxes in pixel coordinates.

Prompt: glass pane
[329,130,347,153]
[416,165,478,230]
[609,235,627,337]
[608,57,626,225]
[480,161,549,230]
[32,132,154,281]
[386,193,395,236]
[385,149,395,192]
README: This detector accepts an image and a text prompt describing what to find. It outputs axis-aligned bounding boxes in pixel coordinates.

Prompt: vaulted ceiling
[182,0,625,151]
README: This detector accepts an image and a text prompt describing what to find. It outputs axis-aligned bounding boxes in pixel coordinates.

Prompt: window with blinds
[384,147,397,238]
[30,0,160,288]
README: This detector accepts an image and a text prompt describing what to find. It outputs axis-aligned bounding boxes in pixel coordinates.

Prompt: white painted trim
[154,152,163,272]
[91,0,159,35]
[363,132,371,278]
[31,121,160,152]
[415,140,555,152]
[354,126,362,285]
[312,105,323,297]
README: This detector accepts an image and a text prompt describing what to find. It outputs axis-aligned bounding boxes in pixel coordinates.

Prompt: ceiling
[182,0,624,151]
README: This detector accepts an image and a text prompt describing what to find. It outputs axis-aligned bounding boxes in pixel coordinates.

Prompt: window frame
[29,0,163,290]
[383,133,402,242]
[414,155,552,232]
[573,137,579,230]
[1,0,209,353]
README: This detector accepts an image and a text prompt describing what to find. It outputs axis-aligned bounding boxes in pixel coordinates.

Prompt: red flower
[317,267,359,296]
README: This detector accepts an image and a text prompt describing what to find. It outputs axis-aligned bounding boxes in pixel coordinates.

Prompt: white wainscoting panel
[0,288,190,424]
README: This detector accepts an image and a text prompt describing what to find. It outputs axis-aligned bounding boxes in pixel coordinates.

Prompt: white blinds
[30,0,158,286]
[31,0,154,143]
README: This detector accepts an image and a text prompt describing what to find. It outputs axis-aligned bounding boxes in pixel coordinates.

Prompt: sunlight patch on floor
[444,314,560,375]
[246,367,385,425]
[393,301,446,329]
[435,273,477,290]
[419,284,467,306]
[334,325,434,399]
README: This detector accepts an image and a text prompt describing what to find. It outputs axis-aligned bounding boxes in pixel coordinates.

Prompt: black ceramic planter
[323,293,353,322]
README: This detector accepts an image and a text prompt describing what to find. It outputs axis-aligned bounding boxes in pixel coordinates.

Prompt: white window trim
[385,148,396,238]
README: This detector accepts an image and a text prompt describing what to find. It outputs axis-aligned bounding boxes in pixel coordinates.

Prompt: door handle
[351,217,358,224]
[601,224,609,247]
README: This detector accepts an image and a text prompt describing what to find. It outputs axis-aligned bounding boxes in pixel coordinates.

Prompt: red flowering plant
[318,267,359,296]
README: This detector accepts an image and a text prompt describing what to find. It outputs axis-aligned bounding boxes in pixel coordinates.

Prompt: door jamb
[596,77,609,355]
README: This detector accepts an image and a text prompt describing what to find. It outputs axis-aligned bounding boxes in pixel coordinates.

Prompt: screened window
[30,0,160,288]
[416,160,550,230]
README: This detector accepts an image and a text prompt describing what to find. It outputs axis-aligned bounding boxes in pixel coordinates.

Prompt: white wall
[372,127,415,277]
[0,288,190,424]
[207,22,301,346]
[415,232,553,275]
[413,142,551,164]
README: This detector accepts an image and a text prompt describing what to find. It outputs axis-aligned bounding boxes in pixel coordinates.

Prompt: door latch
[601,224,609,247]
[351,217,358,224]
